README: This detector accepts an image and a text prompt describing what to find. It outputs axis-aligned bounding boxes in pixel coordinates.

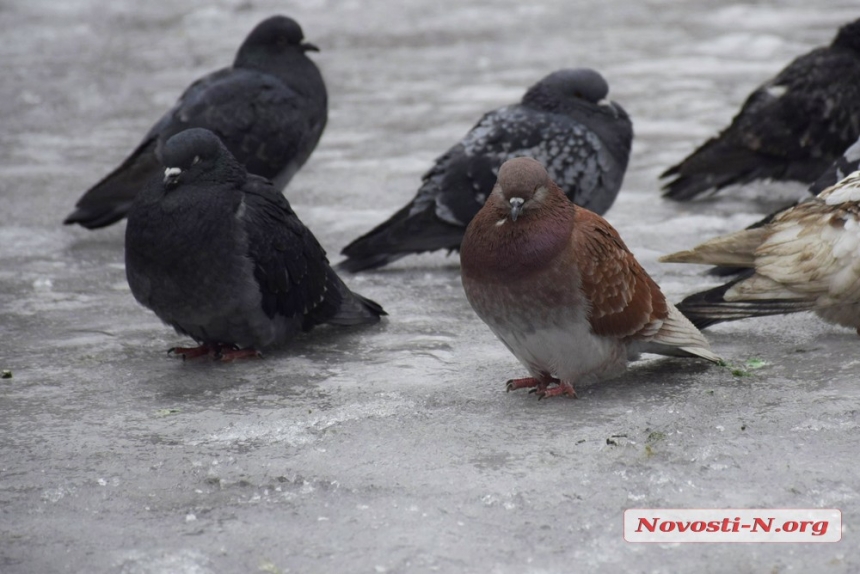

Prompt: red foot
[536,382,578,400]
[214,347,262,362]
[505,377,558,393]
[506,377,549,393]
[169,344,213,360]
[168,344,262,362]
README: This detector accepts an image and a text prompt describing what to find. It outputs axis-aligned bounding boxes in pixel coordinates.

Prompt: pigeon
[703,134,860,278]
[125,128,384,360]
[660,170,860,333]
[809,135,860,195]
[661,17,860,201]
[65,15,328,229]
[460,157,720,399]
[339,68,633,272]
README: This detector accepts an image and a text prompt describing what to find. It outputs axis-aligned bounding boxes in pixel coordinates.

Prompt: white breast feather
[827,217,860,299]
[488,316,625,384]
[823,171,860,205]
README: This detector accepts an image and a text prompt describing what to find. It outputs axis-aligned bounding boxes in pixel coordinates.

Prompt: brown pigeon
[460,157,720,398]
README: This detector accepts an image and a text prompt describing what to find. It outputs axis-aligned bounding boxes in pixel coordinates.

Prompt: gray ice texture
[1,0,858,572]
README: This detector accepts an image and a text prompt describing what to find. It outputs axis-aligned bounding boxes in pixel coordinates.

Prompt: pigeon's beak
[509,197,524,222]
[598,98,618,118]
[164,166,182,186]
[302,42,320,53]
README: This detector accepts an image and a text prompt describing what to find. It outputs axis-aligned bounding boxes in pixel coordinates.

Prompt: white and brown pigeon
[698,134,860,278]
[661,170,860,333]
[460,157,720,399]
[339,68,633,272]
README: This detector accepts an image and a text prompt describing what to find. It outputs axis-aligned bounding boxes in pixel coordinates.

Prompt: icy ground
[1,0,859,572]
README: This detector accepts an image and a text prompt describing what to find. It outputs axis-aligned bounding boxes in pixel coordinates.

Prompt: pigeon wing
[239,178,336,328]
[163,68,316,184]
[440,105,625,221]
[570,209,668,339]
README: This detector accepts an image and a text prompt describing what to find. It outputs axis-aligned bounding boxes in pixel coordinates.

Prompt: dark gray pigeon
[338,68,633,272]
[66,15,327,230]
[661,17,860,201]
[125,128,384,360]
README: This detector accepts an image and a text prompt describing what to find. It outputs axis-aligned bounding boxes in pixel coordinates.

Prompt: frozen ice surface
[1,0,859,572]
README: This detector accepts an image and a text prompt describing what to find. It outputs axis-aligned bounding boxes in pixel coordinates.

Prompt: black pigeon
[338,68,633,272]
[66,15,327,229]
[125,128,384,360]
[661,17,860,201]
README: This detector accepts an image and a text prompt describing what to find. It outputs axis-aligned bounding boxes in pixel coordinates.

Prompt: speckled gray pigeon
[338,68,633,272]
[661,17,860,201]
[125,128,384,360]
[66,15,327,230]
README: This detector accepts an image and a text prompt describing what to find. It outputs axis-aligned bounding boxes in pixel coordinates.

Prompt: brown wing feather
[571,209,668,339]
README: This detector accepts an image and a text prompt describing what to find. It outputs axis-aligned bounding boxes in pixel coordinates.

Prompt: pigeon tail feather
[325,282,387,326]
[64,139,160,229]
[659,227,766,268]
[339,203,463,272]
[636,303,722,362]
[675,276,815,329]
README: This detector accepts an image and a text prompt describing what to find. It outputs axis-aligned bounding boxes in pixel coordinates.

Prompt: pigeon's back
[661,18,860,200]
[338,67,632,273]
[170,68,323,188]
[65,15,328,230]
[459,103,631,215]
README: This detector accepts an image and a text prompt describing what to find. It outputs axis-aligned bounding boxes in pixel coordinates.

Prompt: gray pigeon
[66,15,327,230]
[125,128,384,360]
[661,17,860,201]
[338,68,633,272]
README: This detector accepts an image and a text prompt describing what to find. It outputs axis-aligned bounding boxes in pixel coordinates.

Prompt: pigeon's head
[160,128,238,189]
[239,15,319,60]
[543,68,609,103]
[523,68,618,114]
[491,157,557,222]
[833,18,860,52]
